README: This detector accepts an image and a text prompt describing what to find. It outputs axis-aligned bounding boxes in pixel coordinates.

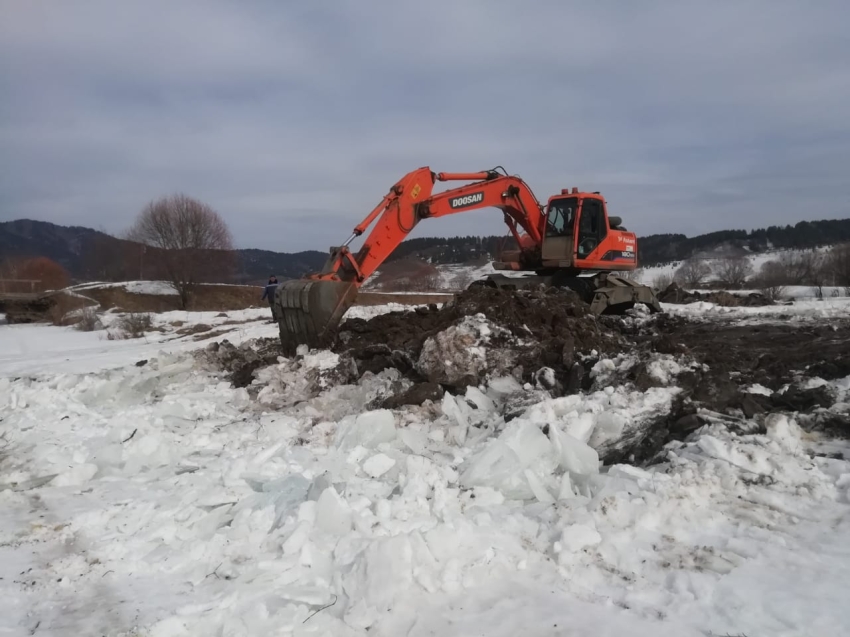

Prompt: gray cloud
[1,0,848,252]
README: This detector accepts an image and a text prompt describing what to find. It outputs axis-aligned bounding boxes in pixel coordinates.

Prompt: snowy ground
[2,301,850,636]
[661,296,850,324]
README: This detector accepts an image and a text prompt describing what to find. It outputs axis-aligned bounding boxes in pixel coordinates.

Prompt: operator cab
[542,190,608,264]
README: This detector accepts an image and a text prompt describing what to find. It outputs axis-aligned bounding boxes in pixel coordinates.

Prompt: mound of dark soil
[658,282,773,307]
[335,285,628,391]
[199,337,282,387]
[2,296,57,323]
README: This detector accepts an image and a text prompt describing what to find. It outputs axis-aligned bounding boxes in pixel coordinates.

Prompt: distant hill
[2,216,849,283]
[0,219,327,285]
[0,219,109,269]
[638,218,850,266]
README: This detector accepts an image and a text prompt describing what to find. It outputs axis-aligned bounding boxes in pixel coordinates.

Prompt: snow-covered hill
[633,245,836,288]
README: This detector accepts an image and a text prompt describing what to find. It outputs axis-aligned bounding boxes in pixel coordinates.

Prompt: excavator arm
[274,166,549,352]
[312,167,545,285]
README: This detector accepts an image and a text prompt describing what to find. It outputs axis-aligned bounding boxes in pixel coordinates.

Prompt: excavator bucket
[274,279,359,355]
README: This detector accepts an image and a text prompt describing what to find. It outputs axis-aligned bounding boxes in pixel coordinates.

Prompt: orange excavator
[275,166,661,353]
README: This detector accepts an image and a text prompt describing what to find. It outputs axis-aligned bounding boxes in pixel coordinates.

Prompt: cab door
[575,198,607,264]
[541,198,578,263]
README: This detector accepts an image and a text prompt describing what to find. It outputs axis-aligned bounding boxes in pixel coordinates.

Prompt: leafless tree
[826,243,850,294]
[674,259,712,288]
[421,273,442,291]
[806,252,829,299]
[715,256,753,289]
[753,260,787,302]
[127,194,235,309]
[775,250,822,285]
[452,271,475,291]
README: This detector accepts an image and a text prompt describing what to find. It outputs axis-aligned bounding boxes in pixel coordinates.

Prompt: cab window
[545,197,577,238]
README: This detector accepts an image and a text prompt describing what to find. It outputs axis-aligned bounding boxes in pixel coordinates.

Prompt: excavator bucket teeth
[274,279,358,354]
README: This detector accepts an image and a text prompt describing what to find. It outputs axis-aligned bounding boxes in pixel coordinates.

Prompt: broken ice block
[549,423,599,476]
[335,409,397,450]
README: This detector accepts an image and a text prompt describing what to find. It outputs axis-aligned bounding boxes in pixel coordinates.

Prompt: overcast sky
[1,1,849,252]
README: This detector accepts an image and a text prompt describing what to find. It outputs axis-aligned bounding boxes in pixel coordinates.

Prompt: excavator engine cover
[274,279,359,354]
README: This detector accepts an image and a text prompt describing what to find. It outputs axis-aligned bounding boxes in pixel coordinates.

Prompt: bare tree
[753,260,787,302]
[826,243,850,294]
[714,256,753,289]
[805,252,829,299]
[127,194,235,309]
[452,271,475,291]
[674,259,713,288]
[775,250,823,285]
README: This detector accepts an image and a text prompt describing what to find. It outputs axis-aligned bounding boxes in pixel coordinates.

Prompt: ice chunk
[765,413,803,453]
[607,464,653,483]
[363,453,396,478]
[746,383,773,396]
[232,474,310,530]
[149,616,189,637]
[558,523,602,552]
[524,468,555,503]
[588,411,626,448]
[697,435,773,475]
[465,385,496,412]
[51,463,98,487]
[398,428,429,455]
[487,375,524,396]
[558,473,575,500]
[459,421,556,500]
[282,521,312,555]
[501,420,554,467]
[417,320,488,385]
[335,409,397,449]
[315,486,352,536]
[460,440,528,499]
[307,474,332,501]
[549,423,599,476]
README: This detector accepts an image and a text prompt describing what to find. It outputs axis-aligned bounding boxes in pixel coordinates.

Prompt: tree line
[639,218,850,265]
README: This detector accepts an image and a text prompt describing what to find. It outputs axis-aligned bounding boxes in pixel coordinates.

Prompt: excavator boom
[274,166,659,353]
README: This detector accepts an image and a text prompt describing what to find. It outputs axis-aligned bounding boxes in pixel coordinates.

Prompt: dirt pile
[605,315,850,464]
[335,285,628,395]
[658,282,773,307]
[2,296,57,323]
[197,337,283,387]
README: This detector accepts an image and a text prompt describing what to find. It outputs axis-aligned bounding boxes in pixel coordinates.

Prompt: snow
[635,246,847,300]
[70,280,261,296]
[343,302,442,321]
[661,295,850,323]
[2,302,850,636]
[0,304,416,378]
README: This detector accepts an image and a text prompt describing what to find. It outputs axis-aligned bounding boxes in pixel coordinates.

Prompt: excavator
[274,166,662,353]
